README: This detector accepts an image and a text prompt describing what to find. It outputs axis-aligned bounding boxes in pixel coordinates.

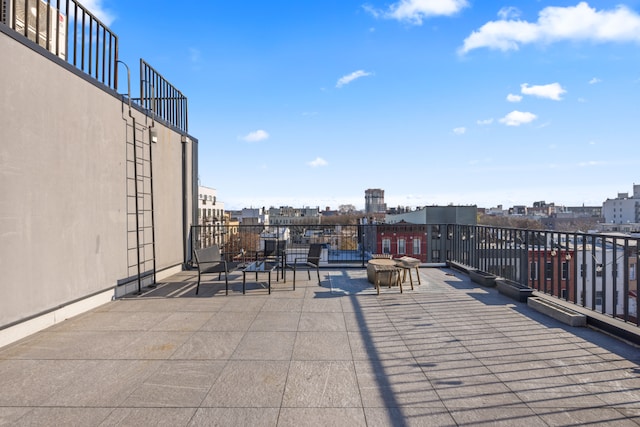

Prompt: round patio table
[367,258,401,286]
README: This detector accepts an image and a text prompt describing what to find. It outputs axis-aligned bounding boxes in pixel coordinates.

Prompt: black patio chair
[261,239,287,281]
[292,243,323,288]
[194,245,240,295]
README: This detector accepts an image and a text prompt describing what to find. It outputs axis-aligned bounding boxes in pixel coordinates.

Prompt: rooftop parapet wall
[0,28,197,336]
[1,1,187,133]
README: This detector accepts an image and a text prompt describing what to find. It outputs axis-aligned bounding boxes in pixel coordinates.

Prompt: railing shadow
[439,266,640,361]
[124,266,640,425]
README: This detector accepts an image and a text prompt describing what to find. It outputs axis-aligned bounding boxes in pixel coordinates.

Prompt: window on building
[382,238,391,254]
[596,291,603,306]
[630,263,636,281]
[545,261,553,280]
[562,262,569,280]
[432,249,440,261]
[561,288,567,299]
[530,261,538,280]
[398,239,406,254]
[413,238,421,255]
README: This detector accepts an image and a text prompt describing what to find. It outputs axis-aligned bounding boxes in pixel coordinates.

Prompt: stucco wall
[386,206,478,225]
[0,29,196,329]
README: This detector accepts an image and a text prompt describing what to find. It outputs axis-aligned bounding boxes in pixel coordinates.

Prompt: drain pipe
[144,80,158,287]
[181,135,191,267]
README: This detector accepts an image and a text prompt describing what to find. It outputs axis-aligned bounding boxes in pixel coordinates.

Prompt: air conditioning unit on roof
[1,0,66,60]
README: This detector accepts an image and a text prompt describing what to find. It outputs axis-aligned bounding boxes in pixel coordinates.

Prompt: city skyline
[212,187,616,213]
[97,1,640,210]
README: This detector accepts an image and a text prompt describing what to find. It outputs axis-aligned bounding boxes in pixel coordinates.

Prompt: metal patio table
[242,261,279,294]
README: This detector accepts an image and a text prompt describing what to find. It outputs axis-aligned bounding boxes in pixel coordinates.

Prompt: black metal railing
[135,59,188,133]
[3,1,192,129]
[446,224,640,326]
[190,222,639,326]
[190,224,371,267]
[2,0,119,89]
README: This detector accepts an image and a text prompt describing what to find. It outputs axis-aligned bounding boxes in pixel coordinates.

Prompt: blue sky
[90,0,640,210]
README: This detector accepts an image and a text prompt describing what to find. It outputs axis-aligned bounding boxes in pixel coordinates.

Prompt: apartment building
[198,186,224,226]
[602,185,640,227]
[385,205,477,225]
[231,207,270,226]
[376,221,428,262]
[268,206,321,225]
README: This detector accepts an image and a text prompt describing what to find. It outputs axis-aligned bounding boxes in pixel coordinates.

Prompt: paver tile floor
[1,267,639,426]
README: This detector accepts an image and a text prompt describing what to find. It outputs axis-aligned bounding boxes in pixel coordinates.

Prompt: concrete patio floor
[1,267,640,426]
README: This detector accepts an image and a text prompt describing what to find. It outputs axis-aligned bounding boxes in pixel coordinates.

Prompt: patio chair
[194,245,240,295]
[371,253,393,259]
[292,243,322,288]
[261,239,287,280]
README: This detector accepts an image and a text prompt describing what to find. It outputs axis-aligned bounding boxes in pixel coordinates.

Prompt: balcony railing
[3,0,189,127]
[2,0,119,89]
[191,224,372,267]
[446,224,639,327]
[190,223,639,328]
[133,59,188,133]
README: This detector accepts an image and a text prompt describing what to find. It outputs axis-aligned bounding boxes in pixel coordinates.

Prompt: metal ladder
[125,122,157,293]
[119,60,157,294]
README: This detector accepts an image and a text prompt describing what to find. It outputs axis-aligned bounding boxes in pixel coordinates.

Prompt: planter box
[469,270,497,287]
[447,261,476,275]
[496,278,533,303]
[528,297,586,327]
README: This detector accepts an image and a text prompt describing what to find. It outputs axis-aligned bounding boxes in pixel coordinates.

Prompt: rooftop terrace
[1,266,639,426]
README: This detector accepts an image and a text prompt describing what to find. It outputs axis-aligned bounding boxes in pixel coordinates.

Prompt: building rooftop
[1,267,639,426]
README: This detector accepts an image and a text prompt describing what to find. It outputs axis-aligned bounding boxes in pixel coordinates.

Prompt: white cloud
[365,0,468,25]
[477,118,493,125]
[521,83,566,100]
[336,70,373,88]
[79,0,115,26]
[498,7,521,20]
[459,2,640,54]
[506,93,522,102]
[242,130,269,142]
[499,110,537,126]
[308,157,328,167]
[589,77,602,84]
[453,127,466,135]
[362,4,381,19]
